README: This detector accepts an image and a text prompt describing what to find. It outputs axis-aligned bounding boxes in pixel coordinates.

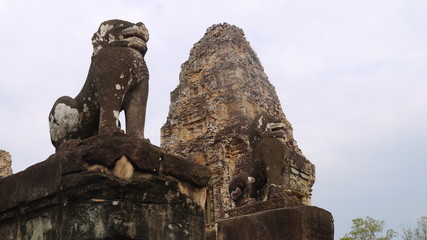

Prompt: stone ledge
[223,195,301,218]
[0,132,211,213]
[57,132,212,187]
[217,205,334,240]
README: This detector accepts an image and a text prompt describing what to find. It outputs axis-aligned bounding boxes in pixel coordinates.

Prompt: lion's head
[92,19,149,56]
[249,114,287,146]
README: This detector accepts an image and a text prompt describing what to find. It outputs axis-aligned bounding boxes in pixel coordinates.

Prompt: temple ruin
[0,21,333,240]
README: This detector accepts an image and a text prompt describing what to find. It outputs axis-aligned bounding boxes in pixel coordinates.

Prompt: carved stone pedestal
[214,205,334,240]
[0,133,211,240]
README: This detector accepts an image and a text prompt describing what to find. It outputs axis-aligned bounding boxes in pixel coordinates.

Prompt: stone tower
[0,150,12,178]
[161,23,314,223]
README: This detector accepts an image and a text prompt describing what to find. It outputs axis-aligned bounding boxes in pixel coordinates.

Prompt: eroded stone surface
[229,114,315,207]
[217,206,334,240]
[49,19,149,150]
[0,150,12,178]
[0,133,211,240]
[60,174,205,239]
[161,23,308,222]
[224,195,301,218]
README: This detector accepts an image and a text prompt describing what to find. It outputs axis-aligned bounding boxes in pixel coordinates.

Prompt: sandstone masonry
[0,133,210,239]
[161,23,314,223]
[0,150,12,178]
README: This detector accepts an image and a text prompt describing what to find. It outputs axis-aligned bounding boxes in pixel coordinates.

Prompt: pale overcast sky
[1,0,426,237]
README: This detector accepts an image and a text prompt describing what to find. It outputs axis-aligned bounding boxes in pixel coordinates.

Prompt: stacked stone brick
[0,150,12,178]
[161,23,307,223]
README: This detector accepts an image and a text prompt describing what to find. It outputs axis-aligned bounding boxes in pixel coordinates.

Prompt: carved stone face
[250,114,286,144]
[91,19,149,56]
[265,122,286,138]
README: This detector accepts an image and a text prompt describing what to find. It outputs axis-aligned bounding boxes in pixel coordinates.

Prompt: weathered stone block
[0,150,12,178]
[0,133,211,240]
[217,206,334,240]
[223,196,300,218]
[60,174,205,239]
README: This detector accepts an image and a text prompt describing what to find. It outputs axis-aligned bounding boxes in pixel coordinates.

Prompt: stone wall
[0,150,12,178]
[161,23,313,223]
[0,133,211,240]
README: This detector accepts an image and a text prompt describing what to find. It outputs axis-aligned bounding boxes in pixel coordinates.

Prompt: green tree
[340,216,397,240]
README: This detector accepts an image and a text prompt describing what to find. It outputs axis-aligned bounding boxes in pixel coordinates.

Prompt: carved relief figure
[49,19,149,149]
[229,114,315,207]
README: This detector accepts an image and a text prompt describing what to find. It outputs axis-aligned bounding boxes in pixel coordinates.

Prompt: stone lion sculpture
[229,114,296,207]
[49,19,149,150]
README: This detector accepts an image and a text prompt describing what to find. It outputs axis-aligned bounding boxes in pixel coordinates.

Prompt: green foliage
[340,216,397,240]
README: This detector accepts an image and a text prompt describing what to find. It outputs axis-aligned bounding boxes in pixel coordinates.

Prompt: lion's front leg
[98,108,123,135]
[229,171,256,207]
[123,79,148,139]
[97,83,124,135]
